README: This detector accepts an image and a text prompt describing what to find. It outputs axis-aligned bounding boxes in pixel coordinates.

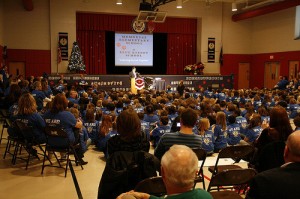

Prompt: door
[289,61,300,79]
[238,63,250,89]
[9,62,25,79]
[264,62,280,89]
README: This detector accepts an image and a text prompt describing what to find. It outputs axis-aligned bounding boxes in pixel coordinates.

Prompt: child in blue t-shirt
[83,108,100,144]
[150,116,171,147]
[198,118,214,155]
[244,114,263,144]
[227,115,242,145]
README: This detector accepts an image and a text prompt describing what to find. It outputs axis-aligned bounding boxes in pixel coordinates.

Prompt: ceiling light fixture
[176,0,183,9]
[116,0,122,5]
[232,2,237,12]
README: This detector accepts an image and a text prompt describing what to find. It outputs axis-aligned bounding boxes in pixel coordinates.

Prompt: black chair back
[135,176,166,197]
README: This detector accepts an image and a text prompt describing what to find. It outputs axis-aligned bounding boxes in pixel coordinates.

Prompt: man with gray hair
[117,145,212,199]
[246,131,300,199]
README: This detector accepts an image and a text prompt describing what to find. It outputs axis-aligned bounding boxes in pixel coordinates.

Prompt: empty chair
[0,109,10,144]
[208,145,255,176]
[207,168,257,199]
[134,176,166,197]
[192,148,207,190]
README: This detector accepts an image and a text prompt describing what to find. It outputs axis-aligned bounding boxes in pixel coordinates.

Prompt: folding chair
[192,148,207,190]
[134,176,167,197]
[15,120,50,169]
[41,126,84,177]
[3,120,26,165]
[207,168,257,199]
[208,145,255,176]
[0,109,11,144]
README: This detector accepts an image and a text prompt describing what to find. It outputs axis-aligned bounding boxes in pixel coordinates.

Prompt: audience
[117,145,212,199]
[154,108,202,160]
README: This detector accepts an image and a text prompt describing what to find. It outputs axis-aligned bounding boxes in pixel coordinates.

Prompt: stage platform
[48,74,234,92]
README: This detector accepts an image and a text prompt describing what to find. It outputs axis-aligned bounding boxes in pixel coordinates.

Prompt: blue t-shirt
[31,90,47,111]
[14,113,46,143]
[141,120,150,140]
[245,126,262,143]
[199,130,214,154]
[97,130,118,158]
[152,125,171,147]
[227,123,241,145]
[43,110,77,146]
[83,120,100,143]
[213,124,228,150]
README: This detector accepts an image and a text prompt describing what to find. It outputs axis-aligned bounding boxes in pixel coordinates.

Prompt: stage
[48,74,234,92]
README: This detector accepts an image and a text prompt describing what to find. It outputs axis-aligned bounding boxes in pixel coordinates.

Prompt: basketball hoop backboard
[137,11,167,23]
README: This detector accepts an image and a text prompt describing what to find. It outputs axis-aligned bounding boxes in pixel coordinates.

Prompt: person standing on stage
[177,80,185,96]
[129,67,138,78]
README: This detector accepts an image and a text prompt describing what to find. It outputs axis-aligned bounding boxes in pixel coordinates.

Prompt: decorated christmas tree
[68,41,86,73]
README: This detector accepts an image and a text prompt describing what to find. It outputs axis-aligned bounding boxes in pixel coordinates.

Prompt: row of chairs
[2,119,84,177]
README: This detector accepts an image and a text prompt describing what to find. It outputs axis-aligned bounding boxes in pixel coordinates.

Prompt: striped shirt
[154,131,202,160]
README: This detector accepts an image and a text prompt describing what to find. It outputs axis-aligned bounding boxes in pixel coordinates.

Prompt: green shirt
[149,188,212,199]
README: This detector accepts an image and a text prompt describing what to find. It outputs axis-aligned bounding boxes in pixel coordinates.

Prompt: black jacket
[98,150,160,199]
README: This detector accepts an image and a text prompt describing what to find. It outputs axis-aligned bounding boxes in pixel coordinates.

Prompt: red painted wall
[7,49,51,78]
[221,51,300,89]
[220,54,252,89]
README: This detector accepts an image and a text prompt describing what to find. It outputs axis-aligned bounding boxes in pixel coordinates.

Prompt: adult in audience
[31,81,51,111]
[177,80,185,96]
[43,93,87,165]
[250,106,293,172]
[246,131,300,199]
[117,145,212,199]
[8,93,46,156]
[107,108,150,157]
[154,108,202,160]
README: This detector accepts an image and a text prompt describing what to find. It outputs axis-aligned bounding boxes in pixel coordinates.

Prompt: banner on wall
[58,32,68,60]
[207,38,215,63]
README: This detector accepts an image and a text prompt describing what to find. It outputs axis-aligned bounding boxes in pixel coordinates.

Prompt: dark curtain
[76,13,197,75]
[77,30,106,74]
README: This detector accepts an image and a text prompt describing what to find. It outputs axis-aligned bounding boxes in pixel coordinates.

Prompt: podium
[131,78,137,94]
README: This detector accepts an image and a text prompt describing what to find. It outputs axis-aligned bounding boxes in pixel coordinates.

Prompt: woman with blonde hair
[213,111,227,152]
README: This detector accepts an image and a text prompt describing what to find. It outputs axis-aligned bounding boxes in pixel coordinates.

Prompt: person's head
[85,108,95,123]
[228,115,236,125]
[198,117,210,133]
[294,116,300,128]
[161,145,198,191]
[269,106,293,140]
[180,108,197,128]
[160,116,169,126]
[18,93,37,115]
[116,109,141,140]
[33,81,42,91]
[216,111,226,130]
[132,67,136,72]
[51,93,68,113]
[69,90,78,99]
[284,131,300,163]
[69,107,80,119]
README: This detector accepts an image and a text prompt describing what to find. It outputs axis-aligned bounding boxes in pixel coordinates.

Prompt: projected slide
[115,33,153,66]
